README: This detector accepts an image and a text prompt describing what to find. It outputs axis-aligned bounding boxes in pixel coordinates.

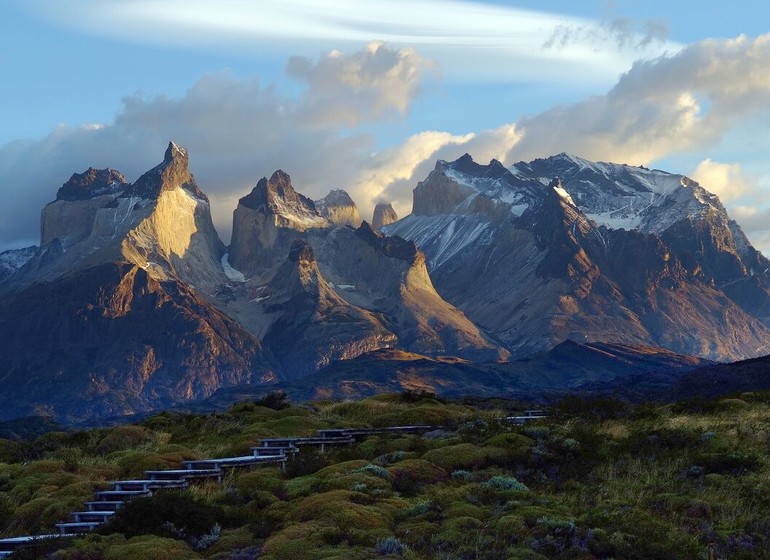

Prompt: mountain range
[1,142,768,422]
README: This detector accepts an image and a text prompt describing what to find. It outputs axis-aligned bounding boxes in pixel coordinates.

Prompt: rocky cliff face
[372,202,398,231]
[316,223,507,361]
[229,170,328,275]
[253,239,398,377]
[0,143,274,422]
[314,189,362,227]
[12,142,226,293]
[116,142,225,290]
[221,170,506,366]
[0,261,276,422]
[41,168,127,247]
[386,153,770,361]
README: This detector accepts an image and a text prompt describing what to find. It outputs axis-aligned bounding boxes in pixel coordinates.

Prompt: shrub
[254,391,291,411]
[482,475,529,492]
[375,535,408,556]
[355,464,390,479]
[421,443,506,471]
[95,426,154,454]
[102,491,224,544]
[103,535,198,560]
[451,469,472,481]
[388,459,448,497]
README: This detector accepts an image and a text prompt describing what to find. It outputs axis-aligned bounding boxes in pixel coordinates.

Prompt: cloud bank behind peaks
[507,34,770,165]
[0,42,430,249]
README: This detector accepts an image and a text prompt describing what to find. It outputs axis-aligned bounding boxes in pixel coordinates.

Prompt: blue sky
[3,0,770,253]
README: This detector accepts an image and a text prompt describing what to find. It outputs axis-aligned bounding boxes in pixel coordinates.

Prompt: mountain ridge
[2,144,770,422]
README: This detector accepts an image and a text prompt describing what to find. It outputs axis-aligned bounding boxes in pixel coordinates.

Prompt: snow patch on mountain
[221,253,246,283]
[384,214,492,270]
[442,165,534,216]
[508,153,727,235]
[0,246,37,280]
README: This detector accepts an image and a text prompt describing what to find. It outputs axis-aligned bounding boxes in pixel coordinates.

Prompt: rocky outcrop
[315,189,362,227]
[0,262,276,423]
[56,168,127,201]
[230,170,328,275]
[13,142,227,293]
[372,202,398,230]
[386,153,770,361]
[254,239,397,377]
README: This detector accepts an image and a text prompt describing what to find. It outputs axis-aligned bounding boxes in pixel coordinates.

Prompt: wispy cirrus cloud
[21,0,679,85]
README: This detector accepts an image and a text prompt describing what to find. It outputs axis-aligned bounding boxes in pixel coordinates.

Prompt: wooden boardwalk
[0,417,546,557]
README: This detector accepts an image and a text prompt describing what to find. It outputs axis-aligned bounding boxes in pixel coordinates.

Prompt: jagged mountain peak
[387,152,770,362]
[355,221,418,263]
[316,189,355,207]
[12,142,225,292]
[372,202,398,231]
[288,238,316,264]
[315,189,362,227]
[124,141,207,201]
[238,171,325,227]
[56,167,127,201]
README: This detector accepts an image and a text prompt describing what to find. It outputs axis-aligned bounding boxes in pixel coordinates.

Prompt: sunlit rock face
[13,142,226,293]
[385,153,770,362]
[229,170,329,275]
[372,202,398,231]
[0,143,276,423]
[315,189,362,227]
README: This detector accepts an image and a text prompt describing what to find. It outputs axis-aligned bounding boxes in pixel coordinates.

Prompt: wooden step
[95,489,151,501]
[144,468,222,481]
[56,521,102,534]
[184,455,285,470]
[86,500,124,512]
[111,479,188,492]
[251,446,299,457]
[71,510,115,523]
[0,534,74,553]
[255,438,300,448]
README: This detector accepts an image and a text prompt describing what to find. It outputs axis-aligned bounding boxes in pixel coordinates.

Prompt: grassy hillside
[1,391,769,559]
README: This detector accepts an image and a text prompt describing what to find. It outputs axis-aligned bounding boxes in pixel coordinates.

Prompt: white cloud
[23,0,679,85]
[690,159,751,202]
[287,41,433,126]
[503,34,770,167]
[0,43,427,248]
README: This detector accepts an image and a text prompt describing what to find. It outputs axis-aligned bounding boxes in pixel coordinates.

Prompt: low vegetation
[1,391,769,559]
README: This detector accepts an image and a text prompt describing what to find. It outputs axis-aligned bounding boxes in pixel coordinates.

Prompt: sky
[3,0,770,254]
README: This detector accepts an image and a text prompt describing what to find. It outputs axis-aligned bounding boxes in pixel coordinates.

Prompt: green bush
[421,443,506,471]
[482,475,529,492]
[102,491,224,543]
[103,535,199,560]
[388,459,448,496]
